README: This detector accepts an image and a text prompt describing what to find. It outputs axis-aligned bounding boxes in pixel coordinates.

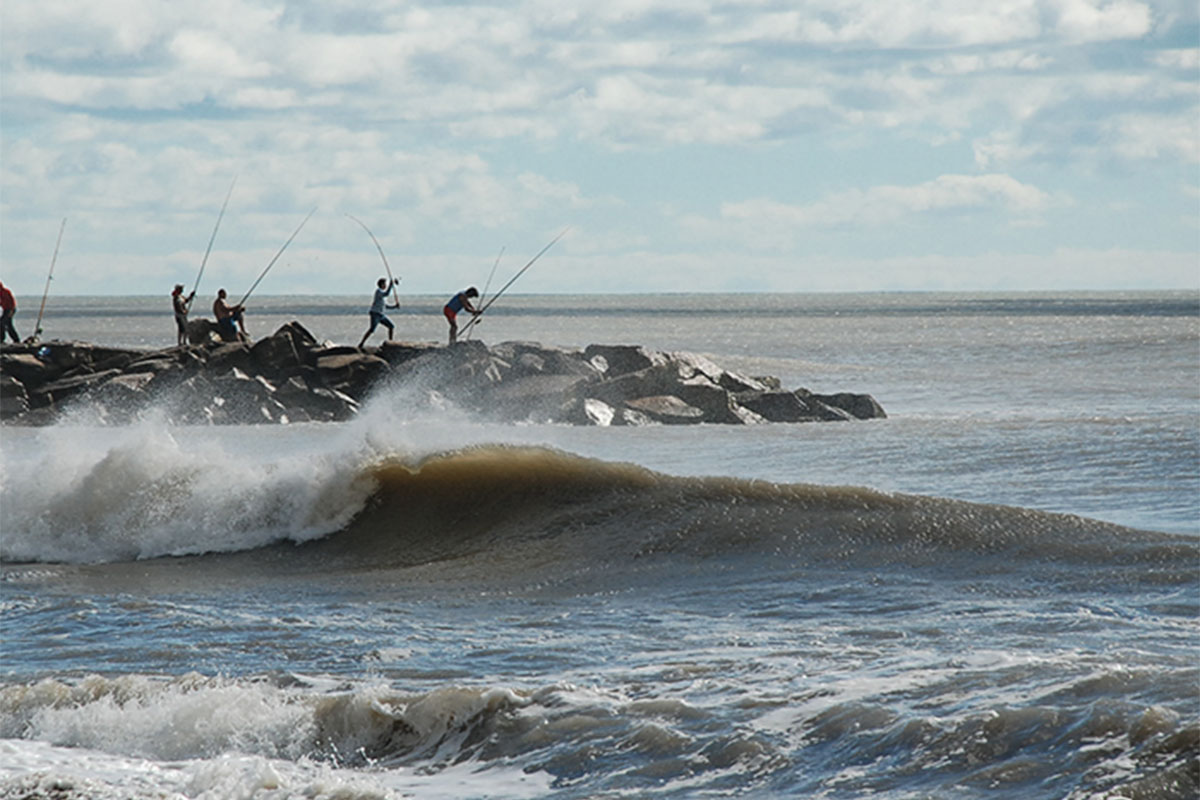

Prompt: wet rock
[0,373,29,419]
[812,392,887,420]
[626,395,706,424]
[0,352,60,389]
[206,342,254,375]
[0,325,885,427]
[488,373,598,423]
[250,328,304,375]
[583,344,670,378]
[28,369,123,407]
[376,341,439,367]
[186,318,222,346]
[737,391,820,423]
[314,351,389,397]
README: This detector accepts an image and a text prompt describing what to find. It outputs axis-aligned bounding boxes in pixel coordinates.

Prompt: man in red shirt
[0,281,18,343]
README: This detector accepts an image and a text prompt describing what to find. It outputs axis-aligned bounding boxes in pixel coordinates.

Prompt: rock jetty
[0,321,885,426]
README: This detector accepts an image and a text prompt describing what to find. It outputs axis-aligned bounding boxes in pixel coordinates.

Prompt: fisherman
[358,277,399,349]
[443,286,479,344]
[0,281,18,344]
[171,283,196,347]
[213,288,247,342]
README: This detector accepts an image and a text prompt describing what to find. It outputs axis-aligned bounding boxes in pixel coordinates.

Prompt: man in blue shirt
[443,286,479,344]
[358,277,399,349]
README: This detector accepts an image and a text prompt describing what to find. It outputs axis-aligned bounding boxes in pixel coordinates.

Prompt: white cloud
[718,174,1054,232]
[1051,0,1154,42]
[1,0,1195,294]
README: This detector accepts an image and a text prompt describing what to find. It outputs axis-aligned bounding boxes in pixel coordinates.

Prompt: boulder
[812,392,887,420]
[206,342,254,375]
[493,342,599,380]
[28,369,123,407]
[582,344,670,378]
[0,374,29,419]
[187,318,222,346]
[795,389,857,421]
[315,351,389,397]
[486,373,598,423]
[737,391,822,423]
[0,352,60,389]
[276,320,319,351]
[250,328,303,375]
[672,374,742,424]
[88,373,156,423]
[276,377,359,421]
[376,341,439,368]
[625,395,706,425]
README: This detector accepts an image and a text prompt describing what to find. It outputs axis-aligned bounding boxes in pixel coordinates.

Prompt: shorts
[443,306,457,323]
[367,311,393,334]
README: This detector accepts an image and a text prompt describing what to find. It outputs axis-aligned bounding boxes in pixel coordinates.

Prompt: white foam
[0,676,553,800]
[0,417,383,563]
[0,738,552,800]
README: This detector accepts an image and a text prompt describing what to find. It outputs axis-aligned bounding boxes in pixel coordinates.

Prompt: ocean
[0,291,1197,799]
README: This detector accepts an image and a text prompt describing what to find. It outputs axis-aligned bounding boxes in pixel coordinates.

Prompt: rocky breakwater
[0,321,885,427]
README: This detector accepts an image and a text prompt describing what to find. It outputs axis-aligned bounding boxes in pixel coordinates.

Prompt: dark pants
[1,310,18,343]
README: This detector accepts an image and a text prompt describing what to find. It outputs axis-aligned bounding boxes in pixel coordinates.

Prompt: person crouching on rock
[0,281,18,344]
[172,283,196,347]
[443,286,479,344]
[358,277,399,349]
[213,288,247,343]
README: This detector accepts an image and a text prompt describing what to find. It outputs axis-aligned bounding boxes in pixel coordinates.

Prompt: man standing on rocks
[213,288,248,342]
[0,281,18,344]
[171,284,196,347]
[358,277,399,349]
[443,286,479,344]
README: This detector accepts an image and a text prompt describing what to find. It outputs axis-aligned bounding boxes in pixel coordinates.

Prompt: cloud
[1,1,1195,294]
[717,174,1054,231]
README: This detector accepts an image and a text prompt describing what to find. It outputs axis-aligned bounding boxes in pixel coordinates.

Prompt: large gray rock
[493,341,599,380]
[625,395,706,424]
[315,351,389,397]
[206,342,254,375]
[737,391,826,422]
[29,369,123,407]
[487,373,598,423]
[583,344,670,378]
[0,352,60,389]
[275,379,359,421]
[250,328,303,375]
[376,341,439,368]
[187,318,221,346]
[0,374,29,419]
[812,392,887,420]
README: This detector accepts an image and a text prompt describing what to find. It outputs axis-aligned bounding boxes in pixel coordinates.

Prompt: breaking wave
[1,423,1193,589]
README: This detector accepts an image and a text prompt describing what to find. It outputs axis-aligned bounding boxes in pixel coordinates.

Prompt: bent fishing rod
[458,229,567,339]
[345,214,401,307]
[31,218,67,342]
[465,246,504,341]
[191,176,238,299]
[237,207,317,307]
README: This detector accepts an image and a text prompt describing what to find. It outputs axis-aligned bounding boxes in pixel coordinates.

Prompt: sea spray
[0,415,378,563]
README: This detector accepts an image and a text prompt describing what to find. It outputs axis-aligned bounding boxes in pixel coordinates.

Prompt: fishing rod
[237,207,316,307]
[345,214,401,307]
[458,229,567,339]
[191,176,237,299]
[465,246,504,341]
[30,218,66,343]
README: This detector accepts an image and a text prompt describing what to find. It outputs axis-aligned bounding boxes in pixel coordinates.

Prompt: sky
[1,0,1197,297]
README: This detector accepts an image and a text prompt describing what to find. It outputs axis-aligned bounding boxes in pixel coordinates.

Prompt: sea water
[0,292,1197,799]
